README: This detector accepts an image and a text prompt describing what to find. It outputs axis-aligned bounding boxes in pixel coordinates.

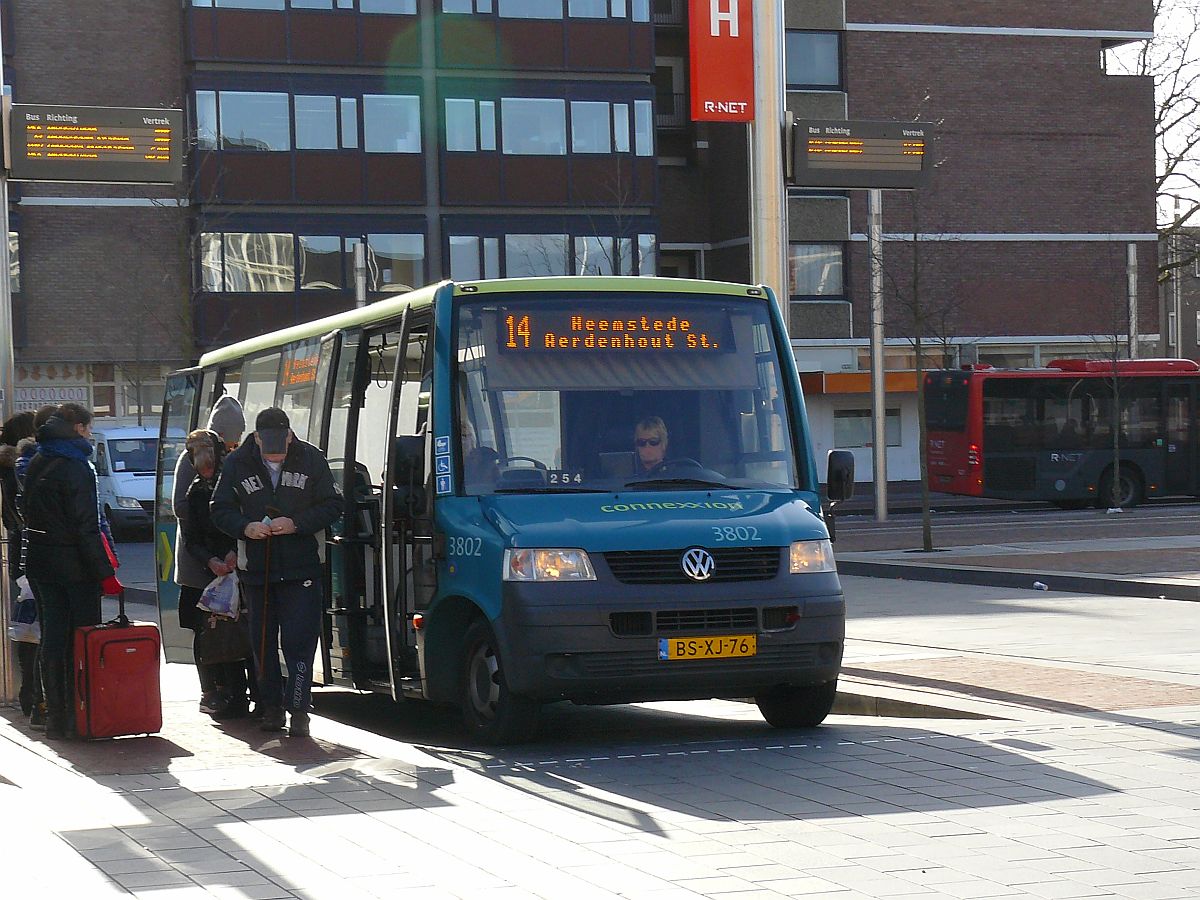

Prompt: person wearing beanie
[211,406,340,737]
[173,395,245,714]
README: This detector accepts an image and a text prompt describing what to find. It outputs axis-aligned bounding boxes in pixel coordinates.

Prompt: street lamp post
[0,15,18,705]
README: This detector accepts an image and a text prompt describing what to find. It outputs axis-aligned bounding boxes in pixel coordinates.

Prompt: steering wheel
[660,457,703,471]
[498,456,547,470]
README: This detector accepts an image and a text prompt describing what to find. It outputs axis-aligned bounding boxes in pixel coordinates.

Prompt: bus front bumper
[494,580,845,704]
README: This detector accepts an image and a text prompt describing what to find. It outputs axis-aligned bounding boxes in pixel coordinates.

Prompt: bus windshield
[455,294,800,494]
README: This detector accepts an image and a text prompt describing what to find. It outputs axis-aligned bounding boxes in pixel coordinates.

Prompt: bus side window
[241,352,283,428]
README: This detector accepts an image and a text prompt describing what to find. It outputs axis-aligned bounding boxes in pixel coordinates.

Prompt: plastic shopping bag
[8,576,40,643]
[197,571,239,619]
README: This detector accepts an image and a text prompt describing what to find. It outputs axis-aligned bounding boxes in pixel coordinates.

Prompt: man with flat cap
[211,407,341,736]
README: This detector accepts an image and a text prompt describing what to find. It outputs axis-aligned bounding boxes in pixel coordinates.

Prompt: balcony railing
[652,0,685,26]
[655,92,688,128]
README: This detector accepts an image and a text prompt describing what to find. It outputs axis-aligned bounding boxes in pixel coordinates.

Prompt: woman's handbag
[196,613,253,665]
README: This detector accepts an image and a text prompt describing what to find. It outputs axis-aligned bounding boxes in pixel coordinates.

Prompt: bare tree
[1109,0,1200,281]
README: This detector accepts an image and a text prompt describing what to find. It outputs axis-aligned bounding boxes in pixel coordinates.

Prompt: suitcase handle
[106,589,130,628]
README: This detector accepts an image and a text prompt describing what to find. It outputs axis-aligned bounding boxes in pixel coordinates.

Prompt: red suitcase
[74,593,162,739]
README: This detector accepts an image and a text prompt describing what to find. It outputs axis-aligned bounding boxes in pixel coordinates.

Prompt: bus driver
[634,416,669,475]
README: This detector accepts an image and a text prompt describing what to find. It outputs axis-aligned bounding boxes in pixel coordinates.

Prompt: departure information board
[791,120,933,190]
[7,104,183,184]
[497,308,733,354]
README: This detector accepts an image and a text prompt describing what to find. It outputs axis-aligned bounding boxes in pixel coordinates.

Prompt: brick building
[3,0,1159,481]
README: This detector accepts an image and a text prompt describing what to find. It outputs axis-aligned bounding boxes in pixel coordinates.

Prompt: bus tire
[461,618,540,745]
[755,680,838,729]
[1097,465,1143,509]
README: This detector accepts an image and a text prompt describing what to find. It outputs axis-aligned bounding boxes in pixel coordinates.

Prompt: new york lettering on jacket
[210,437,341,585]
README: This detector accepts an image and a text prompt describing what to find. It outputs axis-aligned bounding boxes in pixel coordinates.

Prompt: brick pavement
[8,677,1200,898]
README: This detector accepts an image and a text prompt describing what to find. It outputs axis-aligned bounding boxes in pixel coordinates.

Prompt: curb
[832,689,997,720]
[838,559,1200,602]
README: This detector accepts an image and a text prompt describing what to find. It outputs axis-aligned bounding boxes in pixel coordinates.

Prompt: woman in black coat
[22,404,114,740]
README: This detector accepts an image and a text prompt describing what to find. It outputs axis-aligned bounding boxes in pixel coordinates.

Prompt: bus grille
[609,608,759,635]
[575,644,818,677]
[139,500,155,514]
[604,547,781,584]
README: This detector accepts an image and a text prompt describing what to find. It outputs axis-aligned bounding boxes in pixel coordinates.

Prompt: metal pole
[0,14,17,706]
[868,189,888,522]
[1127,242,1138,359]
[1174,199,1183,355]
[749,0,788,328]
[354,241,367,309]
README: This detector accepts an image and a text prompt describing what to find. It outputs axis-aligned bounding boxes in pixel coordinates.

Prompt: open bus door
[155,367,202,664]
[319,317,431,697]
[1164,380,1198,497]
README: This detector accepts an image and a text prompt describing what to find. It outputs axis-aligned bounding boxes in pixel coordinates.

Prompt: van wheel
[755,680,838,728]
[103,505,121,542]
[1096,465,1143,509]
[461,619,540,745]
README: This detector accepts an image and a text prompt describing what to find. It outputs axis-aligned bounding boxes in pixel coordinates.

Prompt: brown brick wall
[845,1,1153,32]
[846,33,1156,235]
[848,238,1159,341]
[9,0,190,365]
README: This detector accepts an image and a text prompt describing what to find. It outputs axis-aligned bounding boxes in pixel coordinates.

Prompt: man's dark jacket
[210,434,341,585]
[22,419,114,585]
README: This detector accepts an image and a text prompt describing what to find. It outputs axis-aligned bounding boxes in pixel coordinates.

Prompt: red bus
[924,358,1200,508]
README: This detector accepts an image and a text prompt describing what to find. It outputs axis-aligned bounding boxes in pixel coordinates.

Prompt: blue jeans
[31,579,101,722]
[245,578,322,713]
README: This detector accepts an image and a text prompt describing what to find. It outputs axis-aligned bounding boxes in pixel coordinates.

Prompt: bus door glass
[1164,381,1196,495]
[381,318,430,690]
[156,368,201,664]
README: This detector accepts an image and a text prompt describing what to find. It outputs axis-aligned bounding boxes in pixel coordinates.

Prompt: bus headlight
[789,539,836,574]
[116,496,143,509]
[503,549,596,582]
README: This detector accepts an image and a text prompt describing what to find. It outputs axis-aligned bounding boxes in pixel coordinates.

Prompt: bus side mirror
[826,450,855,503]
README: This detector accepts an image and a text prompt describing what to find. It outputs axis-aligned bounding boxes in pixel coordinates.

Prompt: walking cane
[259,530,272,676]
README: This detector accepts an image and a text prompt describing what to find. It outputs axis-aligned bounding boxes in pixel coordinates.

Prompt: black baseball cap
[255,407,291,454]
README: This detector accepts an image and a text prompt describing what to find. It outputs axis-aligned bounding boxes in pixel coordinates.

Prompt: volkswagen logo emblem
[681,547,715,582]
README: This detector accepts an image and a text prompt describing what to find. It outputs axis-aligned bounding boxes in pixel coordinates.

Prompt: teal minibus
[156,277,854,743]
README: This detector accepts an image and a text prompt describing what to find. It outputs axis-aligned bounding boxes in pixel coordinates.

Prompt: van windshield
[107,438,159,473]
[454,294,801,495]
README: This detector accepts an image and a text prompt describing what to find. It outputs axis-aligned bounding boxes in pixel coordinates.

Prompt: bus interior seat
[495,465,547,490]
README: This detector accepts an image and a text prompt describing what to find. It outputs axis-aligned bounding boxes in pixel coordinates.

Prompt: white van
[92,425,160,535]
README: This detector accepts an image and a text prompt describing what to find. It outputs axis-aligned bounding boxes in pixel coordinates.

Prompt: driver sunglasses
[636,437,662,447]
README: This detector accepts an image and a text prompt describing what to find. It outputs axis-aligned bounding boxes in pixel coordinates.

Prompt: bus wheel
[461,619,540,745]
[755,680,838,728]
[1097,466,1143,509]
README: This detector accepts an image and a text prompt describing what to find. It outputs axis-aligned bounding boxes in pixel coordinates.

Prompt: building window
[446,99,478,151]
[501,98,566,155]
[505,234,569,276]
[363,95,421,152]
[359,0,417,11]
[193,0,284,8]
[784,31,841,90]
[223,233,296,291]
[8,232,19,295]
[217,91,291,150]
[575,236,634,275]
[299,236,344,289]
[295,95,338,150]
[570,101,611,153]
[788,243,844,296]
[568,0,605,16]
[340,98,359,148]
[834,408,901,448]
[638,233,656,275]
[498,0,562,18]
[366,234,425,291]
[449,235,501,280]
[443,0,492,10]
[196,91,218,150]
[633,99,653,156]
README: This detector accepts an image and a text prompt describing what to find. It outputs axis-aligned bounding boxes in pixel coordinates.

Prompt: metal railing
[654,92,688,128]
[652,0,685,26]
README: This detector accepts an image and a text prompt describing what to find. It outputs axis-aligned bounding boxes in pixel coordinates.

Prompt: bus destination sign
[791,119,933,190]
[7,104,184,185]
[498,309,733,354]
